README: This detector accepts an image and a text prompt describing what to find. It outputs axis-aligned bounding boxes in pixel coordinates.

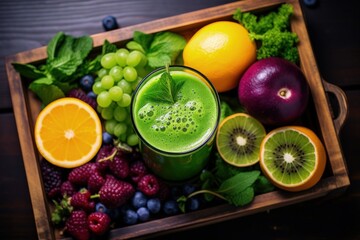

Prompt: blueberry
[123,209,138,225]
[132,191,147,209]
[95,202,108,213]
[87,91,97,99]
[186,197,201,212]
[163,200,179,216]
[182,183,197,196]
[137,207,150,222]
[147,198,161,214]
[102,15,119,31]
[102,132,113,145]
[108,208,120,220]
[170,186,182,200]
[120,204,131,214]
[79,74,94,92]
[302,0,317,7]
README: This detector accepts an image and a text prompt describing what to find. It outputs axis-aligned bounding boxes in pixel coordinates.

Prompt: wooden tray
[5,0,350,239]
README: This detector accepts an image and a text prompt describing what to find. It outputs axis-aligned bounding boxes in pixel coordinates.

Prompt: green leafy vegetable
[179,153,274,211]
[131,31,186,68]
[233,3,299,63]
[146,65,184,104]
[12,32,98,105]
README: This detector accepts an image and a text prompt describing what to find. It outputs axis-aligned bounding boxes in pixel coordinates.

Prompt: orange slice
[259,126,326,192]
[34,97,102,168]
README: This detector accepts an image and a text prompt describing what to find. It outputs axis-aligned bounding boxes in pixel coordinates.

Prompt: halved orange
[34,97,102,168]
[259,126,326,192]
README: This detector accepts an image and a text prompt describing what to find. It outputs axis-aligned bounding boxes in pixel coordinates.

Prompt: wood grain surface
[0,0,359,239]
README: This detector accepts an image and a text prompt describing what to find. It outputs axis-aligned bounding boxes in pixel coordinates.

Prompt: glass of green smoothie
[131,65,220,181]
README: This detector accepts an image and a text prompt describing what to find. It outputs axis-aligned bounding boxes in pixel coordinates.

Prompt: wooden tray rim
[4,0,350,239]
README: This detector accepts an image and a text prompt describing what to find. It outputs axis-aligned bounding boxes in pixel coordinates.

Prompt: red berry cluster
[41,144,170,240]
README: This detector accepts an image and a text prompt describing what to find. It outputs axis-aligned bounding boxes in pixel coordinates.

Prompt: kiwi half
[259,126,326,192]
[216,113,266,167]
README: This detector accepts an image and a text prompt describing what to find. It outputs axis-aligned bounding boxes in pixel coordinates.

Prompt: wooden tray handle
[322,79,349,135]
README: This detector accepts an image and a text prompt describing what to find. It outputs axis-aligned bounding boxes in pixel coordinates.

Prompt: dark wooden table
[1,0,359,239]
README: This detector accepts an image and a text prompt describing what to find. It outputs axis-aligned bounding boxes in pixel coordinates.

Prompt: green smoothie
[131,66,220,181]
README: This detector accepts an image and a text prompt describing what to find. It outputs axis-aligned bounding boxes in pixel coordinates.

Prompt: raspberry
[60,180,77,197]
[99,176,135,209]
[87,170,105,194]
[70,189,95,213]
[88,212,111,236]
[138,174,160,196]
[156,179,170,201]
[40,160,63,199]
[65,210,90,240]
[109,154,130,179]
[129,160,148,183]
[68,88,97,110]
[68,163,98,186]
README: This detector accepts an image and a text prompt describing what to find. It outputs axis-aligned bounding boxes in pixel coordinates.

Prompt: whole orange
[183,21,257,92]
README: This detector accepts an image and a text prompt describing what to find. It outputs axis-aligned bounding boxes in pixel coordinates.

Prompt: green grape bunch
[93,47,148,146]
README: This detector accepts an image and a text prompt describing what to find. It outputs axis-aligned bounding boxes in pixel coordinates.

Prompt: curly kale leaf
[233,3,299,64]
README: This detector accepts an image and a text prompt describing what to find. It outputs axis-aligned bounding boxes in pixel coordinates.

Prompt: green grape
[92,81,105,94]
[127,133,139,146]
[118,133,127,142]
[117,80,132,94]
[126,41,145,53]
[98,68,109,79]
[135,66,148,78]
[109,86,123,102]
[117,93,131,107]
[126,50,143,67]
[115,48,129,67]
[113,106,127,122]
[138,53,147,67]
[109,66,123,82]
[131,77,142,91]
[114,123,127,137]
[105,119,118,134]
[123,66,138,82]
[101,53,117,69]
[101,107,114,120]
[97,91,112,108]
[101,75,115,89]
[96,105,103,114]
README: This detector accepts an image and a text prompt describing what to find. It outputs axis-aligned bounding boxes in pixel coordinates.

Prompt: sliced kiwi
[216,113,266,167]
[259,126,326,192]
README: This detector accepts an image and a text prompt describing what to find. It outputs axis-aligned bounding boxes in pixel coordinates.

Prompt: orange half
[259,126,326,192]
[34,97,102,168]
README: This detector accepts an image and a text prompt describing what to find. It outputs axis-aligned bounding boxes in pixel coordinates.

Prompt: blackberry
[68,88,97,109]
[40,160,64,199]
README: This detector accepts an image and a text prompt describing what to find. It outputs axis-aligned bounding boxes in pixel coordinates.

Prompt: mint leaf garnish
[12,32,97,106]
[147,65,184,104]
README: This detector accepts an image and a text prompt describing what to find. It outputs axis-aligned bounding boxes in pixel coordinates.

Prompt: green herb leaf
[11,63,46,80]
[102,40,118,55]
[47,32,65,61]
[133,31,154,52]
[254,175,275,194]
[226,186,255,206]
[217,170,260,194]
[146,66,184,104]
[216,171,259,207]
[29,81,65,106]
